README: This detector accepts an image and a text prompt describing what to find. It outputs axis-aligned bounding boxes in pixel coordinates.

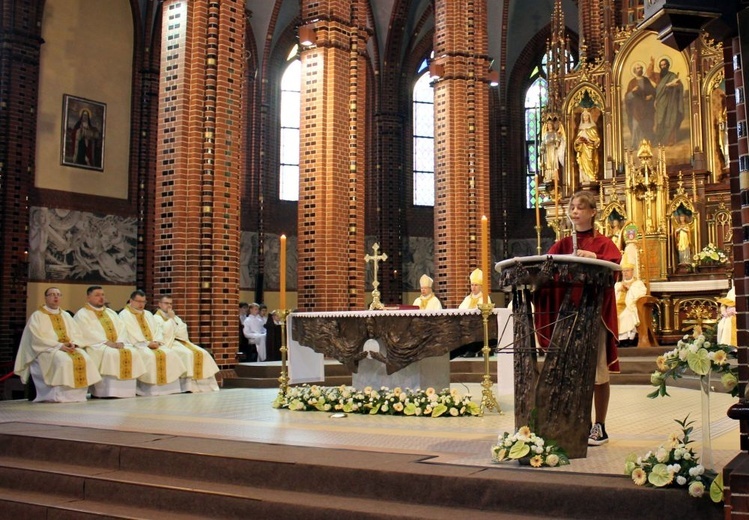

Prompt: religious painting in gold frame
[617,32,690,165]
[61,94,106,171]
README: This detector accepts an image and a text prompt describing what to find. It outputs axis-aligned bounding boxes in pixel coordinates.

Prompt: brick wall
[432,0,492,307]
[153,0,245,367]
[0,0,43,364]
[297,1,367,311]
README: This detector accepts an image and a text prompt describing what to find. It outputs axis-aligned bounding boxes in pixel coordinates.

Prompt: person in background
[458,269,492,310]
[243,303,267,362]
[614,260,647,347]
[412,274,442,310]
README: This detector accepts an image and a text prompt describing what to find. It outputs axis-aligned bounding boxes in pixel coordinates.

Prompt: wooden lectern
[495,255,621,459]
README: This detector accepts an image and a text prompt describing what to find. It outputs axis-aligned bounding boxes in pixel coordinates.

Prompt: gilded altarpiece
[542,25,731,343]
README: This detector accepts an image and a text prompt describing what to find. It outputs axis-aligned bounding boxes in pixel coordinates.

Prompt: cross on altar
[364,242,388,310]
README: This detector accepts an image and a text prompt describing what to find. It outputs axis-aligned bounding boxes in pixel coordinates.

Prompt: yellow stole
[40,307,88,388]
[467,295,480,310]
[616,285,628,315]
[157,310,203,378]
[127,306,166,384]
[417,294,433,310]
[86,304,132,379]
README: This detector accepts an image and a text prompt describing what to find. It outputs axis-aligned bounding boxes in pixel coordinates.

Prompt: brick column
[153,0,245,367]
[0,0,43,363]
[297,0,368,311]
[432,0,492,307]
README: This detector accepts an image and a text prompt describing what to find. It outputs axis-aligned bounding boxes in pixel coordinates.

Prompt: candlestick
[534,175,541,228]
[481,216,489,304]
[280,234,287,310]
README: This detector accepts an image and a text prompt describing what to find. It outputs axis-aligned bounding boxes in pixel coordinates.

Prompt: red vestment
[534,229,621,374]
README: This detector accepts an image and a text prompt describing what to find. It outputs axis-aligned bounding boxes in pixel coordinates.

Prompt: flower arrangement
[648,332,738,399]
[693,243,728,266]
[625,416,723,502]
[274,384,481,417]
[490,426,570,468]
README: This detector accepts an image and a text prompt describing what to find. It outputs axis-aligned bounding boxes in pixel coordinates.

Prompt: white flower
[688,465,705,477]
[655,448,669,463]
[688,481,705,498]
[676,475,687,486]
[546,454,559,467]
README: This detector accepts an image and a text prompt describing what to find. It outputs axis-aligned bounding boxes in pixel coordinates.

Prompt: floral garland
[273,384,481,417]
[625,416,723,502]
[648,332,738,399]
[491,426,570,468]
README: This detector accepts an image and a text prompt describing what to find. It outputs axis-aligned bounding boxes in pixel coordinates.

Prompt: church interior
[2,0,749,517]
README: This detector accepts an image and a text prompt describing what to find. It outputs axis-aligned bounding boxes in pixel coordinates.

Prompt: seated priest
[453,268,493,358]
[119,290,187,396]
[614,260,647,347]
[154,295,220,392]
[458,268,493,309]
[14,287,101,402]
[412,274,442,310]
[75,285,147,398]
[717,287,737,347]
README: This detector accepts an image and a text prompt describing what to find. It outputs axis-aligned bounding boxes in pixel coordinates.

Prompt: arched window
[524,51,576,208]
[413,59,434,206]
[279,56,301,201]
[525,73,547,209]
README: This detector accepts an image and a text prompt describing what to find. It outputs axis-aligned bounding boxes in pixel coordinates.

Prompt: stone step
[0,429,720,520]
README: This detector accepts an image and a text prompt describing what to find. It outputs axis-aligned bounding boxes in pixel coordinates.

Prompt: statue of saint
[573,109,601,182]
[541,117,564,183]
[673,210,693,265]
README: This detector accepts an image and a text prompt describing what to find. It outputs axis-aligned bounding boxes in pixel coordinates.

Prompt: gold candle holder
[272,308,292,408]
[478,302,501,415]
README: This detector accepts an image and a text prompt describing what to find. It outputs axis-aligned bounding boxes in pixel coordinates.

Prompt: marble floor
[0,383,739,476]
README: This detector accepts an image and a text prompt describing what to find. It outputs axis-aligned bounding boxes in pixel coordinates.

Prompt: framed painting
[618,32,690,164]
[61,94,106,171]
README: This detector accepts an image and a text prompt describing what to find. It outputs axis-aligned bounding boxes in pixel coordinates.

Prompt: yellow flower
[530,455,543,467]
[517,426,532,440]
[656,356,668,372]
[631,468,647,486]
[713,350,727,365]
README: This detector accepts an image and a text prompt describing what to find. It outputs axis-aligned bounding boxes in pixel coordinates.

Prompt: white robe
[243,314,267,361]
[412,294,442,310]
[118,306,186,385]
[717,308,737,346]
[74,305,146,380]
[155,310,220,392]
[14,307,101,389]
[614,279,647,340]
[458,293,492,310]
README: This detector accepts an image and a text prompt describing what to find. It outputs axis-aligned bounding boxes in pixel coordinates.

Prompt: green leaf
[403,403,417,416]
[687,348,711,376]
[431,404,447,417]
[710,473,724,503]
[509,441,531,459]
[648,464,671,487]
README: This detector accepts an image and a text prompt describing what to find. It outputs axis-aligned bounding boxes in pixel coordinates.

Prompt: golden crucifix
[364,242,388,310]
